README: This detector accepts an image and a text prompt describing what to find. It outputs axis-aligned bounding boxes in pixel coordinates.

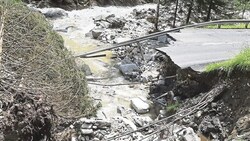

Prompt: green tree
[234,0,250,18]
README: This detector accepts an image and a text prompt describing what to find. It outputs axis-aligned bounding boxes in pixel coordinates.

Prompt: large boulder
[94,14,126,29]
[39,8,68,18]
[91,29,104,39]
[131,97,150,114]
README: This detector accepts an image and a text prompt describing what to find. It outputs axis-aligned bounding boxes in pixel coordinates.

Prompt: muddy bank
[150,56,250,140]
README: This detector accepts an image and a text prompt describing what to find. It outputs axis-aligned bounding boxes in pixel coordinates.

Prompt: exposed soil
[195,70,250,140]
[2,91,55,141]
[150,57,250,140]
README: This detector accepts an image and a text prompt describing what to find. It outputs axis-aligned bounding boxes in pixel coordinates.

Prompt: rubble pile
[88,11,155,44]
[58,115,154,141]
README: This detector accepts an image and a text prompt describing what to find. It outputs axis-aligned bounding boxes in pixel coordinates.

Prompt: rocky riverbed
[36,4,166,141]
[29,3,250,141]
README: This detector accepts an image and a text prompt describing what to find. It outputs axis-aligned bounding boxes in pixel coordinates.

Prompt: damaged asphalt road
[157,28,250,71]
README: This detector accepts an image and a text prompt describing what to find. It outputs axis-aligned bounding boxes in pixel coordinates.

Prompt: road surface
[156,29,250,71]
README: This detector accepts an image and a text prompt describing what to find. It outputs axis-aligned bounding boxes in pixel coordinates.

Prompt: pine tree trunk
[173,0,179,27]
[206,0,213,21]
[186,0,194,24]
[155,0,160,31]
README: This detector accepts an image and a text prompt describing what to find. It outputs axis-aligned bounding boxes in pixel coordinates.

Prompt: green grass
[206,48,250,72]
[205,23,249,29]
[166,102,179,112]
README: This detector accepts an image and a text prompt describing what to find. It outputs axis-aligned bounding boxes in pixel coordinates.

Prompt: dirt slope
[150,56,250,140]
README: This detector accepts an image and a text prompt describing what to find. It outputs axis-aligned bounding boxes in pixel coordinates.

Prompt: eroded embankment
[150,54,250,140]
[0,2,95,140]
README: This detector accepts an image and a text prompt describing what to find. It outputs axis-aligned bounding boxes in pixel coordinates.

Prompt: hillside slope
[0,1,95,140]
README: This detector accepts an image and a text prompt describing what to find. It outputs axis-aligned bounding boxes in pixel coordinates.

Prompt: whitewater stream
[44,4,157,119]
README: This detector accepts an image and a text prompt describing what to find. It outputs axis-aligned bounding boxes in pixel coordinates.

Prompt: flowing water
[46,4,156,118]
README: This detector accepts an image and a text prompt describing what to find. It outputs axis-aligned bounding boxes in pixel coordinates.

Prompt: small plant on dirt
[166,102,180,113]
[206,47,250,73]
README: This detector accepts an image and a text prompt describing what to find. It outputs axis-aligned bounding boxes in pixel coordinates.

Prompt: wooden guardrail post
[245,23,249,29]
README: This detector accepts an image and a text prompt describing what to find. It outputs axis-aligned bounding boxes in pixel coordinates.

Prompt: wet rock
[71,135,77,141]
[94,14,125,29]
[119,116,137,131]
[94,131,105,140]
[160,124,200,141]
[81,129,93,135]
[107,17,126,29]
[177,127,200,141]
[94,15,112,22]
[118,63,140,76]
[79,63,92,76]
[131,97,150,114]
[211,102,217,108]
[117,106,125,115]
[159,109,167,116]
[71,118,112,140]
[92,137,100,141]
[131,8,156,20]
[235,114,250,135]
[132,116,152,127]
[195,110,202,118]
[39,8,68,18]
[81,123,92,129]
[91,29,104,39]
[132,117,144,127]
[189,122,198,130]
[199,116,225,140]
[94,120,111,129]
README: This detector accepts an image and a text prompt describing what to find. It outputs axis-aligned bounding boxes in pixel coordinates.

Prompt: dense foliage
[161,0,249,27]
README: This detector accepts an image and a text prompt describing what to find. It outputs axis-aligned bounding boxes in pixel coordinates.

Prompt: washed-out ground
[48,3,157,119]
[45,4,162,140]
[37,4,250,141]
